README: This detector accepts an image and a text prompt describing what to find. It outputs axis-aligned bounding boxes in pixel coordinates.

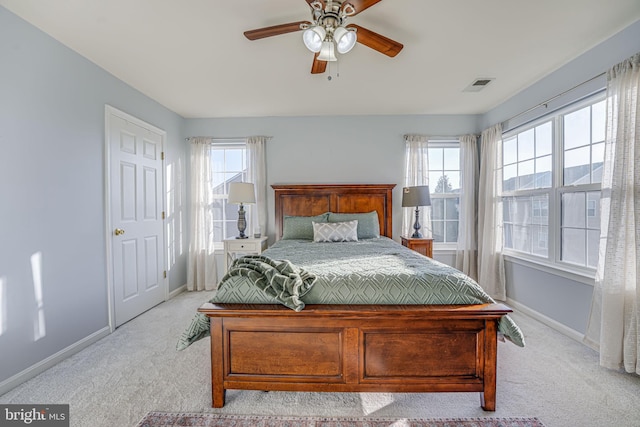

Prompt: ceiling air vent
[463,78,495,92]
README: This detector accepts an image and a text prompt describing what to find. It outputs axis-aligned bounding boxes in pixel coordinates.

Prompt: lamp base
[411,207,422,238]
[236,203,248,239]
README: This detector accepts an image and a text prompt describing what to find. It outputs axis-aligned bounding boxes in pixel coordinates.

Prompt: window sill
[503,253,595,287]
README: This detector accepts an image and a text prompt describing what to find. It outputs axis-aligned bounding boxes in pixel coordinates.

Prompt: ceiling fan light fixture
[317,40,337,61]
[334,26,357,54]
[302,25,326,52]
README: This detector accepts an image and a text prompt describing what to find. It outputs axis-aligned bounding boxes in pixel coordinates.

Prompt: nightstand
[223,236,268,273]
[401,236,433,258]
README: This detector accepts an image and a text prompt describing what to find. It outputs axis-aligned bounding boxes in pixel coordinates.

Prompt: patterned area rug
[136,412,546,427]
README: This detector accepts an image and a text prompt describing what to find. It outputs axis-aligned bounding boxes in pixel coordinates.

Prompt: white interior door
[107,107,166,327]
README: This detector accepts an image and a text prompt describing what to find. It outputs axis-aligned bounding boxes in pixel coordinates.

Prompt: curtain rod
[501,72,606,126]
[184,136,272,141]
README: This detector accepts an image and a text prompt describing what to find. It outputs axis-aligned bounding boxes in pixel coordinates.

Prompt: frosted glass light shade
[334,26,357,54]
[302,26,326,52]
[317,41,337,61]
[228,182,256,204]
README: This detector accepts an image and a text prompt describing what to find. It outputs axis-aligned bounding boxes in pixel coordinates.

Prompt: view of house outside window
[501,94,605,271]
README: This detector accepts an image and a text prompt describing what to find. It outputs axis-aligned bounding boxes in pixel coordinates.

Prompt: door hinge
[161,151,165,160]
[163,270,167,279]
[162,211,165,220]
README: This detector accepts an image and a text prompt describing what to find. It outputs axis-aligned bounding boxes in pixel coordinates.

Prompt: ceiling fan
[243,0,403,74]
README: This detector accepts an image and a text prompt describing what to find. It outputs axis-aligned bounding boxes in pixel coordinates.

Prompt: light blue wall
[186,115,480,242]
[0,6,188,390]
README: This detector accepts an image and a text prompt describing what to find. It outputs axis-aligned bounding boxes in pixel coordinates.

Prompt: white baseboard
[168,284,187,299]
[506,297,585,343]
[0,326,110,396]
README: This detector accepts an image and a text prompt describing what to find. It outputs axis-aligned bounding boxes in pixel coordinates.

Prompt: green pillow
[328,211,380,239]
[282,213,329,240]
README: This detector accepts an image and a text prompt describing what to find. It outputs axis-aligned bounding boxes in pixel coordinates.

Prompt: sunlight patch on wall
[0,276,6,336]
[31,252,46,341]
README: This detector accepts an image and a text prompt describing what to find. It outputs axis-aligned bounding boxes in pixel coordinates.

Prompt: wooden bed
[198,183,512,411]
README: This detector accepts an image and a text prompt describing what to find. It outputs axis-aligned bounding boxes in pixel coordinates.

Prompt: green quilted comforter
[177,237,525,349]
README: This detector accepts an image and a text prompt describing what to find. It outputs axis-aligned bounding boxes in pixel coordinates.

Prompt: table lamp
[228,182,256,239]
[401,185,431,238]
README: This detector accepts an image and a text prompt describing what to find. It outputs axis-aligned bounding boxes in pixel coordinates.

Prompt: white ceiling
[2,0,640,118]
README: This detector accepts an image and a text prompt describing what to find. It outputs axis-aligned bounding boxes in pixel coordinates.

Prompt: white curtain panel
[402,135,432,238]
[246,136,267,237]
[477,124,506,300]
[585,52,640,374]
[455,134,479,281]
[186,138,217,291]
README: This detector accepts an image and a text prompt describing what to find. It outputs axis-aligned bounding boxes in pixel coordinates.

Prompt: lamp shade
[401,185,431,207]
[317,40,337,61]
[302,26,326,53]
[228,182,256,204]
[334,26,357,54]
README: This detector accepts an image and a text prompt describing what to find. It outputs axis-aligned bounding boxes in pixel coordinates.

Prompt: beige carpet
[1,290,639,427]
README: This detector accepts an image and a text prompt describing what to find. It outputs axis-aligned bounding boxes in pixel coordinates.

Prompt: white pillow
[312,220,358,242]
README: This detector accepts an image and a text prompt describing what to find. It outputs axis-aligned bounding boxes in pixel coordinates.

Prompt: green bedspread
[177,237,525,350]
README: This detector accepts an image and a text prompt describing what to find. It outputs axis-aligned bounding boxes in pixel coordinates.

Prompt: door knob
[114,228,125,236]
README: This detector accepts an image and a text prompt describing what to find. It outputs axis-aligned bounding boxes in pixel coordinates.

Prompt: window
[428,143,460,244]
[211,142,247,248]
[501,94,605,272]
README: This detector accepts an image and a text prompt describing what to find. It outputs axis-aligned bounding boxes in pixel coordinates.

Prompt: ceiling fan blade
[244,21,311,40]
[347,24,403,57]
[311,52,328,74]
[305,0,326,10]
[342,0,382,15]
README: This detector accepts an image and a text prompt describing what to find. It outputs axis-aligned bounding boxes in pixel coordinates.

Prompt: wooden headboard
[272,184,396,239]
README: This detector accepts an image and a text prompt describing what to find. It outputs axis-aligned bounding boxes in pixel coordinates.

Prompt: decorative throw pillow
[327,211,380,239]
[282,213,329,240]
[312,220,358,242]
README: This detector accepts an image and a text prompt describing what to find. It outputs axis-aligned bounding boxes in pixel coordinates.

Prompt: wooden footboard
[198,303,512,411]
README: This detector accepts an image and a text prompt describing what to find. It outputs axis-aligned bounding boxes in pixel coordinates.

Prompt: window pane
[213,222,223,243]
[431,198,444,220]
[518,129,535,161]
[535,155,552,188]
[586,192,600,229]
[503,164,517,192]
[562,192,586,228]
[434,174,455,193]
[212,173,226,193]
[587,229,600,268]
[432,220,444,243]
[429,172,443,192]
[518,159,535,190]
[591,142,604,184]
[562,228,586,265]
[444,172,460,193]
[445,221,459,243]
[226,149,244,172]
[592,100,606,143]
[443,148,460,170]
[536,122,552,156]
[532,195,549,225]
[503,137,517,165]
[226,221,239,240]
[512,225,529,252]
[564,145,591,185]
[445,198,459,220]
[429,148,443,171]
[564,106,590,150]
[503,198,513,222]
[532,225,548,257]
[504,224,513,248]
